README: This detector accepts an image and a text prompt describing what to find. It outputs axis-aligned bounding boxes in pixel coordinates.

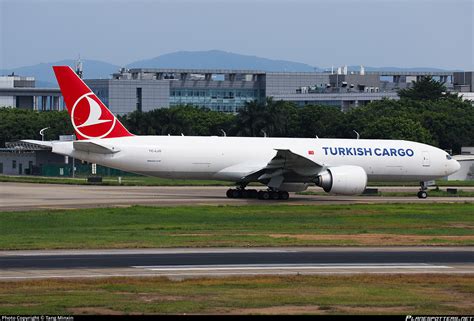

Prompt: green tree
[398,76,457,101]
[361,116,434,144]
[119,105,234,137]
[416,99,474,153]
[297,104,347,138]
[0,108,73,147]
[233,98,299,137]
[233,100,267,136]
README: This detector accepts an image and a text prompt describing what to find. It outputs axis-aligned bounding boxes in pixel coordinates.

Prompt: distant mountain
[127,50,319,72]
[1,51,454,87]
[0,59,119,88]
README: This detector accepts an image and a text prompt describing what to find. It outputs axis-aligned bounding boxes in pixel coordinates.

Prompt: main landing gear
[417,181,428,199]
[226,188,290,200]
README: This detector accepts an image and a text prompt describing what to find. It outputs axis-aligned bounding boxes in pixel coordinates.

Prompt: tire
[271,191,280,200]
[241,190,249,198]
[262,191,271,200]
[257,191,265,200]
[226,189,234,198]
[417,191,428,199]
[232,189,242,198]
[250,190,259,198]
[279,191,289,200]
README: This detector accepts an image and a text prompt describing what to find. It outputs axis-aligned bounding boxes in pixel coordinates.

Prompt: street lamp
[39,127,50,141]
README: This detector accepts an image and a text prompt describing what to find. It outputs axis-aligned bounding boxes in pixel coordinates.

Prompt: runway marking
[133,264,452,271]
[2,270,472,281]
[37,206,76,210]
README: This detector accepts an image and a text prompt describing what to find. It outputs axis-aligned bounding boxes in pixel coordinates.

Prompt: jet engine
[315,165,367,195]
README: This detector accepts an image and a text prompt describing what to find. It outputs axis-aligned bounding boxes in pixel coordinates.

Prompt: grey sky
[1,0,472,70]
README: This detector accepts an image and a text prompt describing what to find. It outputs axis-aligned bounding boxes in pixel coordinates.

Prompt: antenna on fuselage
[220,129,226,137]
[261,130,267,138]
[315,135,319,139]
[353,130,360,140]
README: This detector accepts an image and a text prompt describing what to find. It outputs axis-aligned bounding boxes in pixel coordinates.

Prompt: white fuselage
[50,136,460,183]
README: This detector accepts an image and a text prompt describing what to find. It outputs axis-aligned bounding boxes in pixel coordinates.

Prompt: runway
[1,182,472,211]
[1,247,473,280]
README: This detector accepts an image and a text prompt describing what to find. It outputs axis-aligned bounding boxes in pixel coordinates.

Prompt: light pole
[39,127,50,141]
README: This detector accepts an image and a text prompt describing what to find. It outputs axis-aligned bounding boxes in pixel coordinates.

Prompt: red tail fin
[53,66,133,140]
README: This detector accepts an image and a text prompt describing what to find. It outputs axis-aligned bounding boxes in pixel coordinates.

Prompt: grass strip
[0,203,473,249]
[0,275,472,315]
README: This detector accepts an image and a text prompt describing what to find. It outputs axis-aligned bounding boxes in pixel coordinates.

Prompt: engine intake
[315,165,367,195]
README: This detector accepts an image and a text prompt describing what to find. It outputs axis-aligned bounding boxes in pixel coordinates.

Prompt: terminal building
[84,67,459,113]
[1,67,472,114]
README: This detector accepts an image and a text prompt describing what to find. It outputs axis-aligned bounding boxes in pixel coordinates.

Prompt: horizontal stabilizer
[73,141,120,154]
[21,140,53,149]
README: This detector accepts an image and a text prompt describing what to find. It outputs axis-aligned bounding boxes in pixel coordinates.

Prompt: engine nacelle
[315,165,367,195]
[278,183,309,192]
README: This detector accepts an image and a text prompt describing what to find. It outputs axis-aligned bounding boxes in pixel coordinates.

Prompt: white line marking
[133,264,451,271]
[2,269,472,280]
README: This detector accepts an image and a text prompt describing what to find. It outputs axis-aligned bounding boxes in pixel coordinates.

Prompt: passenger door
[422,151,430,167]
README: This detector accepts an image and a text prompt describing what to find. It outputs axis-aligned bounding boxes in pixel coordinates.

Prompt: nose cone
[450,160,461,175]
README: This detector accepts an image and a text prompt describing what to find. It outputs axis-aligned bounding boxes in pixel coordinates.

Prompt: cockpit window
[446,154,452,160]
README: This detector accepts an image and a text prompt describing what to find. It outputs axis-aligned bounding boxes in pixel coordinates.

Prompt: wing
[238,149,324,188]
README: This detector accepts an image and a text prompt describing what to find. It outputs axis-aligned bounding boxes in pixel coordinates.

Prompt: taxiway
[1,182,472,211]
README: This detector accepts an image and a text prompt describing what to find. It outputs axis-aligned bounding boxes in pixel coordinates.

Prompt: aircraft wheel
[226,189,234,198]
[232,189,242,198]
[417,191,428,199]
[279,191,290,200]
[261,191,271,200]
[250,190,259,198]
[241,190,249,198]
[271,191,280,200]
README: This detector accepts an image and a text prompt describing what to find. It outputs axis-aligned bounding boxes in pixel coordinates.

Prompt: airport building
[0,75,64,110]
[84,68,459,114]
[2,68,473,113]
[453,71,474,105]
[0,141,64,175]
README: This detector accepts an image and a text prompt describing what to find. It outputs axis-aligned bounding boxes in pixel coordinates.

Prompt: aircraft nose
[451,160,461,174]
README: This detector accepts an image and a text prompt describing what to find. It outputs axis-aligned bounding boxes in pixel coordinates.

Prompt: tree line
[1,77,473,154]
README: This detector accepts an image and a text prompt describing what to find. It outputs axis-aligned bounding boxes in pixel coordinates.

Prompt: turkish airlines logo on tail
[72,93,116,139]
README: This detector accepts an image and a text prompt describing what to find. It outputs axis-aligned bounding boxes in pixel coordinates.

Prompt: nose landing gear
[417,190,428,199]
[417,182,429,199]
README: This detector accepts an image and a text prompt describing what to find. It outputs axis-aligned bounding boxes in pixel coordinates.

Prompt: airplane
[24,66,461,200]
